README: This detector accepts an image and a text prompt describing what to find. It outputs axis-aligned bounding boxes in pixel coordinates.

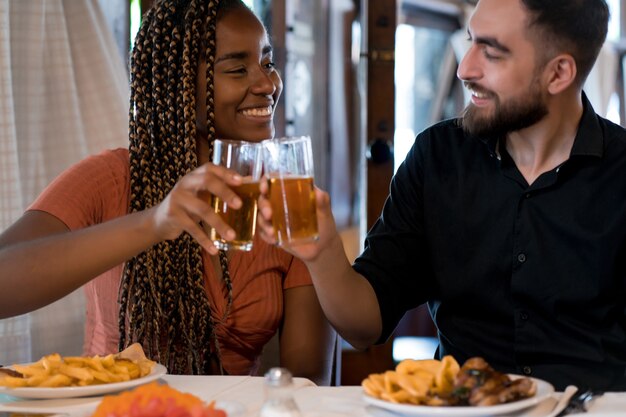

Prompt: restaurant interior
[1,0,625,393]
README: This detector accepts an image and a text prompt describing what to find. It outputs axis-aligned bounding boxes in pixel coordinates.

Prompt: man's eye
[483,50,501,61]
[264,61,276,70]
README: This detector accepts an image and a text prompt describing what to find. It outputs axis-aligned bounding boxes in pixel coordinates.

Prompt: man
[259,0,626,391]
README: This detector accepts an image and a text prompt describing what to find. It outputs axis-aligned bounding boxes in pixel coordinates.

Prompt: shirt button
[517,253,527,263]
[520,312,529,320]
[522,366,532,375]
[525,193,531,199]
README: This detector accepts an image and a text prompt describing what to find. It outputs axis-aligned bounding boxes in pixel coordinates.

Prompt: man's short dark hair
[521,0,609,86]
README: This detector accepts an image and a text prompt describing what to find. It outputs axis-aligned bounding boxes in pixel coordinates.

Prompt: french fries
[0,343,156,389]
[362,355,460,405]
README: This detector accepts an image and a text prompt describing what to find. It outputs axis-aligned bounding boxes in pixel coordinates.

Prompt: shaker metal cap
[265,367,294,387]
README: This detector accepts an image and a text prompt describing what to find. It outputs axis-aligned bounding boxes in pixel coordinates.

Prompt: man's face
[457,0,549,137]
[462,71,548,138]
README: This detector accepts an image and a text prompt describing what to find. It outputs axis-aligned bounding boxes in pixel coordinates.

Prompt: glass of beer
[209,139,262,251]
[262,136,318,246]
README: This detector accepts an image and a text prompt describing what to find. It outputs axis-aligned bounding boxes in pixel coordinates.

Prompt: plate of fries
[0,344,167,399]
[362,356,555,416]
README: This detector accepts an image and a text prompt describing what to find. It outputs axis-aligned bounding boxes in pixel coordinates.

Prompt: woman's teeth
[242,106,272,116]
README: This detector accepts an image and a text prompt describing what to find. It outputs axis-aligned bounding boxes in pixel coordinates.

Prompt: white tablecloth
[1,375,625,416]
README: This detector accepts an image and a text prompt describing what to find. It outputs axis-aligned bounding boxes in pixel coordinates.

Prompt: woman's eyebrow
[215,45,273,64]
[216,51,248,64]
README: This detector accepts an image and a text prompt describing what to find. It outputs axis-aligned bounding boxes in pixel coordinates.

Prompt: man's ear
[544,54,577,95]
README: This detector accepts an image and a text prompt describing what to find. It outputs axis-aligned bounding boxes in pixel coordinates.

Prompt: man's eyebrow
[476,37,510,53]
[467,30,511,53]
[215,45,274,64]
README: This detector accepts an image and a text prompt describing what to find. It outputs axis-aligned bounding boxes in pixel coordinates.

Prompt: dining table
[1,373,625,417]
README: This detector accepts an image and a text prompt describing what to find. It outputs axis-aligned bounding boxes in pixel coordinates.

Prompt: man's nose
[457,45,481,82]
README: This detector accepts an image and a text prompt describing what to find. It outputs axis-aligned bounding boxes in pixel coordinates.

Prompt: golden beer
[210,180,260,251]
[268,176,318,245]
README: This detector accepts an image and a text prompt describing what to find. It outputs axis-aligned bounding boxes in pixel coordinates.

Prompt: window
[394,3,462,172]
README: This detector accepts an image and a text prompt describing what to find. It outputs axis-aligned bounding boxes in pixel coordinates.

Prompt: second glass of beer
[262,136,319,246]
[209,139,262,251]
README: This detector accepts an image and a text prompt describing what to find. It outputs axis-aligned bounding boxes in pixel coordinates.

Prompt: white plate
[567,415,624,417]
[363,375,554,416]
[0,363,167,399]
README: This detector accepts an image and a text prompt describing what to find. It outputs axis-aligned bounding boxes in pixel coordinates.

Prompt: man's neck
[504,93,583,185]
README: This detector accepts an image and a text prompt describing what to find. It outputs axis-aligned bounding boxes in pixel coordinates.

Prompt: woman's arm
[0,162,244,319]
[279,285,336,386]
[0,209,162,318]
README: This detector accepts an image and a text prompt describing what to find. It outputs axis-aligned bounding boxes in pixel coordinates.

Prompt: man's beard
[461,80,548,138]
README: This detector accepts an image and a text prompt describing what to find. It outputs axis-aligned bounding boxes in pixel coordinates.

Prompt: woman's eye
[227,67,247,74]
[264,61,276,70]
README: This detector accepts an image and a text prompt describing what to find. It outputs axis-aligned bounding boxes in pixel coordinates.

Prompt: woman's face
[197,6,283,143]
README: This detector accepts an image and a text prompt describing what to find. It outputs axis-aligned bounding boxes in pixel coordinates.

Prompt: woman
[0,0,335,384]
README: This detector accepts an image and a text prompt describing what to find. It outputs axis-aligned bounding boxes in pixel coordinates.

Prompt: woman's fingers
[257,178,277,244]
[150,163,247,247]
[185,219,220,255]
[188,163,243,209]
[179,191,236,242]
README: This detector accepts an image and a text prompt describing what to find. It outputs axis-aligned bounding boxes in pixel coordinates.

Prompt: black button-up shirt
[353,95,626,391]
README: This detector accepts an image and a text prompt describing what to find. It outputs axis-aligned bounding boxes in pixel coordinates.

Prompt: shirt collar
[571,91,604,158]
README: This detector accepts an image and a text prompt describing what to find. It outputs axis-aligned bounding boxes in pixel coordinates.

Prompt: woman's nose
[250,68,277,95]
[457,45,481,82]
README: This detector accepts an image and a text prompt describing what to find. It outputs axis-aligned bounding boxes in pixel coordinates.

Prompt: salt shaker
[259,367,302,417]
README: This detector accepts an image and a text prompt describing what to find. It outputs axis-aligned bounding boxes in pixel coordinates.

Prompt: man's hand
[257,179,339,262]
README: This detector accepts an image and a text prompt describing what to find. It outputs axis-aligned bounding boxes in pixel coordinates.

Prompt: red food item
[91,382,227,417]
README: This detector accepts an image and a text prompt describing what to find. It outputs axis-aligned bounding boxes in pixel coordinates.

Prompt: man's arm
[279,285,336,385]
[304,232,383,350]
[258,184,382,350]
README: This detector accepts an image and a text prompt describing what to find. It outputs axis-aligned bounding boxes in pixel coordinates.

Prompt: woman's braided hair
[120,0,245,375]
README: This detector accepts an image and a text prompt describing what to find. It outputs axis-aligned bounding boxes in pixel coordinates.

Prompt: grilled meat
[451,357,536,406]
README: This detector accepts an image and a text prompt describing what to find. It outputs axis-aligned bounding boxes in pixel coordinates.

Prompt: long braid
[201,0,234,345]
[120,0,241,375]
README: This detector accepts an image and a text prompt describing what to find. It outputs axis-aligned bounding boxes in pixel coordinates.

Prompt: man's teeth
[471,90,488,99]
[242,106,272,116]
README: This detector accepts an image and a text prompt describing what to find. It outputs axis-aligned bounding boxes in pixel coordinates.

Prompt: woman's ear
[544,54,577,95]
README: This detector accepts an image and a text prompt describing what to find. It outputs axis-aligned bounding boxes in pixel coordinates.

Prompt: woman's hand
[150,162,243,254]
